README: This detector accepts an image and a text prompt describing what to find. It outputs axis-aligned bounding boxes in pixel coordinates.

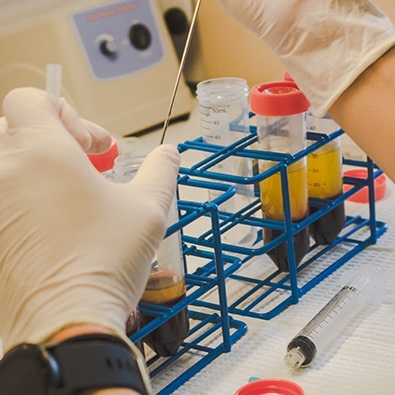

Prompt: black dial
[129,23,152,50]
[99,38,118,57]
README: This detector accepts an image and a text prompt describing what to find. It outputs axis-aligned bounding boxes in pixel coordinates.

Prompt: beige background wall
[197,0,395,89]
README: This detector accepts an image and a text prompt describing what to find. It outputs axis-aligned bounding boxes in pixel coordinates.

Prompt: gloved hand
[217,0,395,116]
[0,87,180,353]
[0,90,112,153]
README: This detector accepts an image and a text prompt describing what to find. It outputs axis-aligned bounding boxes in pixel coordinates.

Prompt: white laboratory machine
[0,0,196,137]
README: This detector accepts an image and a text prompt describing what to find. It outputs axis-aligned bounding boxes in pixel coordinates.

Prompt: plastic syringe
[284,264,385,369]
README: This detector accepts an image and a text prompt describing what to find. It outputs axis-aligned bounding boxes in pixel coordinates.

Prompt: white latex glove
[218,0,395,117]
[0,92,111,153]
[0,87,180,353]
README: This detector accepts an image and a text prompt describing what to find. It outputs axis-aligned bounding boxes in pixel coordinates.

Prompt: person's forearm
[50,324,142,395]
[329,46,395,182]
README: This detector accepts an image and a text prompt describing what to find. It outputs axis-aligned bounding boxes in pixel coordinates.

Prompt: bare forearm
[329,46,395,181]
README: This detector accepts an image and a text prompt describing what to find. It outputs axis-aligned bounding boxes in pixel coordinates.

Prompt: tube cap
[87,137,119,173]
[250,81,310,116]
[343,169,386,203]
[283,71,294,83]
[235,378,304,395]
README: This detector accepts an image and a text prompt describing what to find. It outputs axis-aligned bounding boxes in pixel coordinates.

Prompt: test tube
[284,264,385,369]
[250,81,310,272]
[87,141,145,355]
[113,154,189,357]
[196,78,256,247]
[88,151,189,356]
[306,115,345,245]
[285,71,345,245]
[45,63,63,110]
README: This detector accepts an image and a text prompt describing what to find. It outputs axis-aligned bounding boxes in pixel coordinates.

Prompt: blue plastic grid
[129,121,386,394]
[177,125,387,320]
[129,177,247,394]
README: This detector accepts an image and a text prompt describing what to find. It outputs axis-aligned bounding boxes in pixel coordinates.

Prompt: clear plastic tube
[284,264,385,369]
[45,63,62,110]
[196,78,256,247]
[251,81,310,272]
[307,113,345,245]
[114,154,189,357]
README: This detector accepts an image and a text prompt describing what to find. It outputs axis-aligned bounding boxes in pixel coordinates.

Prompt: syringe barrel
[286,264,385,368]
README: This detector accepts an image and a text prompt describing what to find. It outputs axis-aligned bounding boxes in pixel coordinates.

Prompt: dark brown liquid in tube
[141,273,189,357]
[310,200,346,245]
[265,222,310,272]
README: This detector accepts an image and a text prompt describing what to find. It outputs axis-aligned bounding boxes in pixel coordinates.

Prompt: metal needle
[159,0,202,145]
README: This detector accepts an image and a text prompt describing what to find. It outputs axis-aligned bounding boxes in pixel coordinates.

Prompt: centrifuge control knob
[99,38,118,57]
[129,23,152,50]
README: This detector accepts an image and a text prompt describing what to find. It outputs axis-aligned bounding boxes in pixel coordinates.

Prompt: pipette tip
[46,63,63,110]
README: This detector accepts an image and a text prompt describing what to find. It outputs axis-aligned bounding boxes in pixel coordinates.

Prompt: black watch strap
[47,333,149,395]
[0,333,150,395]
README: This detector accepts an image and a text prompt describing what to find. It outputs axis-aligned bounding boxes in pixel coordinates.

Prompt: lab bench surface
[175,182,395,395]
[119,104,395,395]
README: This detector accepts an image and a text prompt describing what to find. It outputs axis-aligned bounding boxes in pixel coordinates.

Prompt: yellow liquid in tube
[142,276,186,304]
[307,143,345,245]
[260,160,308,221]
[307,144,342,198]
[259,160,310,272]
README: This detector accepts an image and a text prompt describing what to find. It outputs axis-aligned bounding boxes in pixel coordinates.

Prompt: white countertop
[121,102,395,395]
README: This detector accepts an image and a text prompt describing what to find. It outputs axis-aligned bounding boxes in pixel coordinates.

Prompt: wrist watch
[0,333,151,395]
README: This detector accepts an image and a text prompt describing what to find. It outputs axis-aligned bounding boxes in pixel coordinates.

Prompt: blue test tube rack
[130,177,247,394]
[130,120,386,394]
[178,123,386,319]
